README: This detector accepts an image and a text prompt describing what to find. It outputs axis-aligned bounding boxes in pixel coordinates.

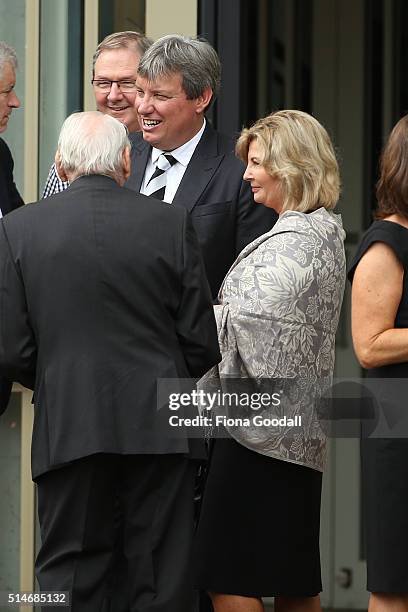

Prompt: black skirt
[362,437,408,593]
[194,437,323,598]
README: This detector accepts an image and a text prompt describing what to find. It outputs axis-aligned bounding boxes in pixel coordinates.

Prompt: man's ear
[122,146,131,181]
[55,151,69,182]
[195,87,213,114]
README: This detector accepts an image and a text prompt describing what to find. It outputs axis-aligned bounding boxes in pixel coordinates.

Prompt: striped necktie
[145,153,177,201]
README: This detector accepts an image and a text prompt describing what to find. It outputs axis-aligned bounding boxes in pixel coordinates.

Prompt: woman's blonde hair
[236,110,340,213]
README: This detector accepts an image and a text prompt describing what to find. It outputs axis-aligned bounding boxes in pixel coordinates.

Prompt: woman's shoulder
[259,209,345,261]
[348,219,408,282]
[363,218,408,238]
[275,207,345,236]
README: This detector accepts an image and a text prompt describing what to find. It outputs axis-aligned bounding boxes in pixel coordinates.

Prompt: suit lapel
[127,125,225,210]
[0,147,11,215]
[172,124,225,212]
[126,134,150,192]
[0,175,8,215]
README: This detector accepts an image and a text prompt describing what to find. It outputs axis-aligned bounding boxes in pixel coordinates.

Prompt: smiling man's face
[93,48,141,133]
[136,72,210,151]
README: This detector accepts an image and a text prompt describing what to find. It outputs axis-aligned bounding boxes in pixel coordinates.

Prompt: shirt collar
[151,119,206,167]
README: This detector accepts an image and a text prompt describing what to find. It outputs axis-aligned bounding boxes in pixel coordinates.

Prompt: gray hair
[138,34,221,106]
[57,111,130,179]
[92,31,152,74]
[0,41,18,79]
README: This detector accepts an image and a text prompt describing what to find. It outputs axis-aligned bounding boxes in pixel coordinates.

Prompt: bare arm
[351,241,408,368]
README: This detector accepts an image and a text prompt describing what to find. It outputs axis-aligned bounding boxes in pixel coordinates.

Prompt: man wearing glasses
[0,40,23,414]
[42,30,151,197]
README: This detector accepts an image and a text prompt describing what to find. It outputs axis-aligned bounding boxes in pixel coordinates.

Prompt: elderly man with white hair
[0,110,220,611]
[0,40,23,414]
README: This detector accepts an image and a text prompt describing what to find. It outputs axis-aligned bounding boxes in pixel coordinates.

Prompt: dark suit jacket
[127,123,277,297]
[0,137,24,414]
[0,175,220,478]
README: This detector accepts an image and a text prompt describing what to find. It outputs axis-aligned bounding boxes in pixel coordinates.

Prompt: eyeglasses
[91,79,137,93]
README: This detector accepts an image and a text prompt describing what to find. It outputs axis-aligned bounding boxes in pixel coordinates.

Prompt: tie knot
[164,153,177,166]
[157,153,177,171]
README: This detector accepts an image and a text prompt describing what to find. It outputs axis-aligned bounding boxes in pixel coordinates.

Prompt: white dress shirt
[140,119,206,203]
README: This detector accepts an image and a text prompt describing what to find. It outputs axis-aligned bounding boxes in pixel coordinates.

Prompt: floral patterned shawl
[203,207,346,471]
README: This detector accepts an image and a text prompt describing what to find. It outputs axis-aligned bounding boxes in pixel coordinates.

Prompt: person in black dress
[349,114,408,612]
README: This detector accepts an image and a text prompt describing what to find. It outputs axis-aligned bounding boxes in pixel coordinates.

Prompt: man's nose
[9,90,20,109]
[107,82,123,101]
[137,95,154,114]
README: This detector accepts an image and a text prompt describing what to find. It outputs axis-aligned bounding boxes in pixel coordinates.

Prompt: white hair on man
[0,41,17,78]
[57,111,131,182]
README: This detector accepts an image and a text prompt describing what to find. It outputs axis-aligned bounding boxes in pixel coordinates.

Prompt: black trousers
[0,376,12,414]
[35,453,197,612]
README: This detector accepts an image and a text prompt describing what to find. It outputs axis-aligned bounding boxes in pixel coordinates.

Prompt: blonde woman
[194,110,346,612]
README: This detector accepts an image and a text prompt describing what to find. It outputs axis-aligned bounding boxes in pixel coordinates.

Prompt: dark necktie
[145,153,177,201]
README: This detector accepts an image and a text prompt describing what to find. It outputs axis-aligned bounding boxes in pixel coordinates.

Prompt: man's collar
[151,119,206,167]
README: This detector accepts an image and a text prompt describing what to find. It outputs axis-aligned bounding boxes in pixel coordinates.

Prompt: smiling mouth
[142,119,161,127]
[108,106,129,111]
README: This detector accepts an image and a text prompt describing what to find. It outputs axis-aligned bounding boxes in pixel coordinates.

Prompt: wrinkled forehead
[0,61,16,85]
[93,47,141,76]
[136,70,184,91]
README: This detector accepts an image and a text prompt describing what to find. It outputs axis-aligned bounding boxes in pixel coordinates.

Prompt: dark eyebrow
[138,84,173,95]
[150,88,171,94]
[95,74,136,80]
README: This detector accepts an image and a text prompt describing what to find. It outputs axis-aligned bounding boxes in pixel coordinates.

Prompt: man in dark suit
[134,36,276,611]
[0,111,220,611]
[132,34,276,299]
[0,41,23,415]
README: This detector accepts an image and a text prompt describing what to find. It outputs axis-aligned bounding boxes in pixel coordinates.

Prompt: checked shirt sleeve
[42,163,69,199]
